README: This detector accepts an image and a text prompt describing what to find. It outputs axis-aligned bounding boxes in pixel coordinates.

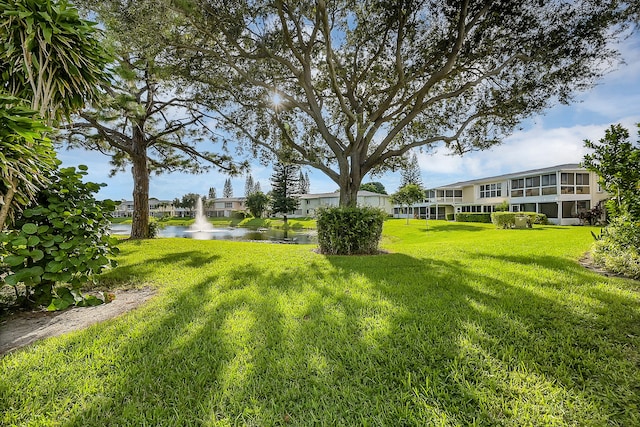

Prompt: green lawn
[2,220,639,426]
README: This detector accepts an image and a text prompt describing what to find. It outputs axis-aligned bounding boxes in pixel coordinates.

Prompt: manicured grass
[2,220,639,425]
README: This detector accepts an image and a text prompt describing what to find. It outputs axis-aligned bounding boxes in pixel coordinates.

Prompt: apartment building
[113,197,246,218]
[292,191,394,217]
[393,164,608,225]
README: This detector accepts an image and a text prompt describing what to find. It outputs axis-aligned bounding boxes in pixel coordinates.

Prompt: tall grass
[1,220,638,426]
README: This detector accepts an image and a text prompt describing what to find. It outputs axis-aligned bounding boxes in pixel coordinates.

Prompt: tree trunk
[283,214,288,239]
[130,153,150,239]
[0,176,18,230]
[338,158,363,207]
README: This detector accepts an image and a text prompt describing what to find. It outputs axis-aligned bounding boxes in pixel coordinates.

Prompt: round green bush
[316,206,386,255]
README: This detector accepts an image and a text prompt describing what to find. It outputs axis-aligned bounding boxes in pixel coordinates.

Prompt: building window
[561,172,590,195]
[541,172,558,195]
[539,202,558,218]
[562,200,590,218]
[576,173,590,194]
[480,183,502,198]
[511,179,524,197]
[461,205,482,213]
[225,202,233,208]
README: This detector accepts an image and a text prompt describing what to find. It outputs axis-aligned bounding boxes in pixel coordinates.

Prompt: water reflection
[109,224,317,244]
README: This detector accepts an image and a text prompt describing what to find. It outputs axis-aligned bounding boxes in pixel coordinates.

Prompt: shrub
[0,166,119,309]
[491,212,547,228]
[456,213,492,223]
[446,213,454,221]
[592,216,640,279]
[148,218,163,238]
[316,206,386,255]
[231,210,246,220]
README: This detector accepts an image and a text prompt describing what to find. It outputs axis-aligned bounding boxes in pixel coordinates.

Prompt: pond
[109,224,317,244]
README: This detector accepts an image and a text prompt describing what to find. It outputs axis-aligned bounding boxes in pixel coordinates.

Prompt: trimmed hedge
[491,212,548,228]
[455,213,492,223]
[316,206,386,255]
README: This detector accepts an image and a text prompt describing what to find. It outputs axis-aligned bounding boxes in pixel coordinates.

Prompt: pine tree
[223,178,233,198]
[270,162,300,216]
[244,174,255,197]
[400,152,423,189]
[208,187,217,199]
[253,181,262,194]
[297,171,310,194]
[304,172,310,193]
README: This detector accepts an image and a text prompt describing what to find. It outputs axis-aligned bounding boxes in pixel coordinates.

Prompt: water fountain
[185,197,216,239]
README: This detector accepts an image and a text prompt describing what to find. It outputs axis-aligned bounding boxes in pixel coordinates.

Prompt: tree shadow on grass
[2,247,639,426]
[421,223,487,233]
[96,250,221,288]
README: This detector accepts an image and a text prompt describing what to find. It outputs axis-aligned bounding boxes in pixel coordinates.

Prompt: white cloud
[416,117,640,188]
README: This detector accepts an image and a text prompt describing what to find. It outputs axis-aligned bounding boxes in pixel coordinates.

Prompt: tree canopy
[360,182,387,195]
[62,0,243,239]
[171,0,628,206]
[583,124,640,219]
[246,191,270,218]
[400,153,423,189]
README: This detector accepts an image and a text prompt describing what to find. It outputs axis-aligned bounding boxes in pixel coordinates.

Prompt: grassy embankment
[1,220,639,426]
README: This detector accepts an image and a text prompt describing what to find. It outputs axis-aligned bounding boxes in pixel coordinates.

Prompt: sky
[57,34,640,202]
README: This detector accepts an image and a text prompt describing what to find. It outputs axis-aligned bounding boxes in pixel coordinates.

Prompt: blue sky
[58,35,640,201]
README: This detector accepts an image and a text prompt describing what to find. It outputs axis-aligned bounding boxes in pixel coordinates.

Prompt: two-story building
[393,164,608,225]
[292,191,393,217]
[204,197,246,218]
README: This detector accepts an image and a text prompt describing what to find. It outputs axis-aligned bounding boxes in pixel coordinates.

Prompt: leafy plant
[0,94,57,228]
[0,165,119,308]
[316,206,385,255]
[592,216,640,279]
[491,212,547,229]
[246,191,270,218]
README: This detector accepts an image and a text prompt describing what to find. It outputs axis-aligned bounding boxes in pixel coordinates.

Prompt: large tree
[63,0,242,239]
[270,160,300,237]
[171,0,628,206]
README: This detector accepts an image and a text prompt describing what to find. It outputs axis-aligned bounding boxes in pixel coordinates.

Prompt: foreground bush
[491,212,548,228]
[592,216,640,279]
[0,166,119,309]
[316,206,385,255]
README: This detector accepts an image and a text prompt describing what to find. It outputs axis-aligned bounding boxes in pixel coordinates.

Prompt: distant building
[292,191,393,217]
[111,191,390,219]
[393,164,608,225]
[112,198,188,218]
[204,197,246,218]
